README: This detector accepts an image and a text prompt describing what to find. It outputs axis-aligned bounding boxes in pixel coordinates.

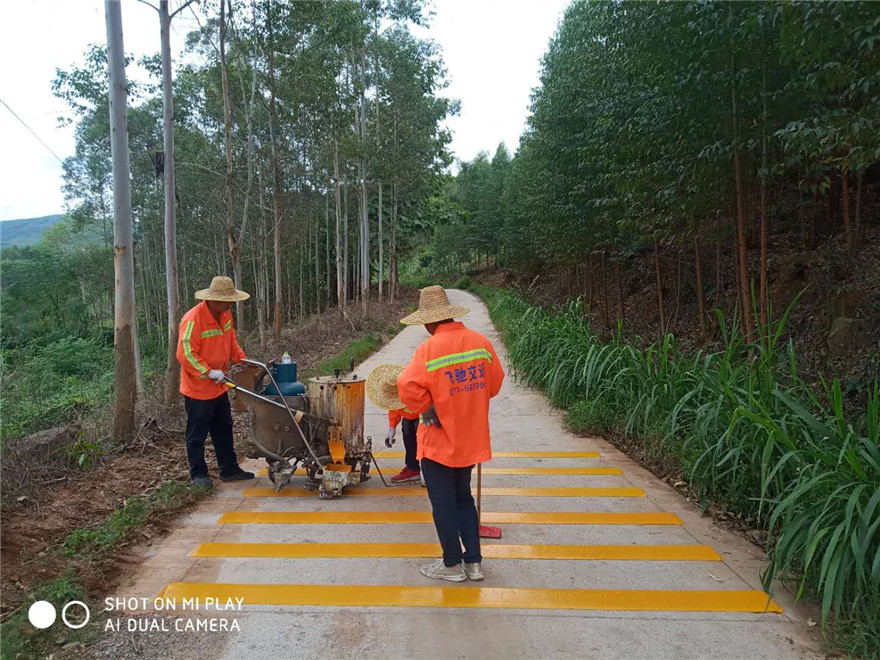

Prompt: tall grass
[476,285,879,653]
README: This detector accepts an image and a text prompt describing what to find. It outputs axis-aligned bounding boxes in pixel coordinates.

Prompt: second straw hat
[366,364,406,411]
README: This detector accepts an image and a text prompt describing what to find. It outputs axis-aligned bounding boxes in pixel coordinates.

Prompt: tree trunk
[855,171,863,246]
[315,199,321,315]
[730,25,754,340]
[219,0,240,313]
[359,44,370,316]
[234,16,259,332]
[842,170,852,252]
[615,261,624,326]
[105,0,137,442]
[334,143,345,315]
[759,37,769,332]
[586,257,594,318]
[325,191,330,306]
[391,180,398,302]
[654,237,666,338]
[378,182,383,303]
[343,178,349,306]
[267,4,283,337]
[600,251,610,331]
[694,236,707,340]
[256,154,268,350]
[734,144,753,339]
[159,0,180,407]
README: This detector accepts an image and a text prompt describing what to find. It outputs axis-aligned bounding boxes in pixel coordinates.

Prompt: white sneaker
[419,559,466,582]
[463,562,484,581]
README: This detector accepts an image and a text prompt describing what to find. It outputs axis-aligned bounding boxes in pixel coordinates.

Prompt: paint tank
[307,375,365,461]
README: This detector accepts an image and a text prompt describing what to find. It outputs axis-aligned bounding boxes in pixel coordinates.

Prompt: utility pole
[105,0,137,442]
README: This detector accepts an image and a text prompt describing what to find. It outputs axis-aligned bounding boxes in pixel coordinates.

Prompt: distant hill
[0,215,65,248]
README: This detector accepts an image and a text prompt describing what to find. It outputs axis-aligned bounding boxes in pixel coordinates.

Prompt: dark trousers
[401,417,420,472]
[184,393,239,479]
[421,457,481,567]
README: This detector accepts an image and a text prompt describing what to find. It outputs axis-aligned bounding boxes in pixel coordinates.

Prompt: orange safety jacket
[388,408,420,427]
[397,321,504,468]
[176,301,247,400]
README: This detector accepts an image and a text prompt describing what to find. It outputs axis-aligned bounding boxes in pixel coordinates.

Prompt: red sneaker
[391,467,421,483]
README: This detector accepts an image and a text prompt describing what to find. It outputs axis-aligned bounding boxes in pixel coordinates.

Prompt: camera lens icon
[28,601,56,629]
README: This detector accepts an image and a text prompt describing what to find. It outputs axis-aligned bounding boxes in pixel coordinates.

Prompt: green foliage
[303,333,383,382]
[0,572,87,660]
[62,482,207,558]
[0,335,114,440]
[475,284,879,654]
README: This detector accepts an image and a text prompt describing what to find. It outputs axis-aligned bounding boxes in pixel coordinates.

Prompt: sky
[0,0,567,222]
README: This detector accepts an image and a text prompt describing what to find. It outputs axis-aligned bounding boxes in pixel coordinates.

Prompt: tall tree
[105,0,137,441]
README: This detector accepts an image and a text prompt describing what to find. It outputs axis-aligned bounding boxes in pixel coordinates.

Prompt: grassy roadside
[0,483,209,660]
[468,283,879,656]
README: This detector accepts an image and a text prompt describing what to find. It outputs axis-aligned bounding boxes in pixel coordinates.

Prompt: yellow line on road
[158,583,782,613]
[242,487,645,498]
[217,511,682,525]
[376,451,601,458]
[191,542,721,561]
[257,467,621,477]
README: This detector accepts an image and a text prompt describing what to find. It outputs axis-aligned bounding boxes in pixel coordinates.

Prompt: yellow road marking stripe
[376,451,601,458]
[257,467,622,477]
[191,542,721,561]
[242,487,645,498]
[217,511,682,525]
[157,583,782,613]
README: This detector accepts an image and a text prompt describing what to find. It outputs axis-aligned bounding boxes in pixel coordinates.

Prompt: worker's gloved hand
[421,405,441,427]
[208,369,226,383]
[384,427,396,448]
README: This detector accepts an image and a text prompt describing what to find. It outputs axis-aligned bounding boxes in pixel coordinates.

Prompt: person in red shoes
[177,276,255,489]
[397,286,505,583]
[366,365,422,483]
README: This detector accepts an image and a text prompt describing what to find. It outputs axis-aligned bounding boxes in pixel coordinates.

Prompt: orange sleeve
[388,409,402,427]
[487,341,505,398]
[397,345,432,415]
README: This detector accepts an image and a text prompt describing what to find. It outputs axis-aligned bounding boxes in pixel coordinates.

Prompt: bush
[453,275,472,290]
[475,285,879,654]
[565,399,620,435]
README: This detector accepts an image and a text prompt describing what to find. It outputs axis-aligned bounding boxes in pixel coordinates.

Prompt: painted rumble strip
[375,451,601,458]
[241,486,645,498]
[216,511,683,525]
[191,542,722,562]
[158,583,783,614]
[257,467,622,477]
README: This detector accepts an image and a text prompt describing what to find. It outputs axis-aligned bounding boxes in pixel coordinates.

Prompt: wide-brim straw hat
[366,364,406,411]
[400,285,469,326]
[195,276,250,302]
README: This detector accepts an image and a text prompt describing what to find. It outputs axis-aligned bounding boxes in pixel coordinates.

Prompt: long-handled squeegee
[477,464,502,539]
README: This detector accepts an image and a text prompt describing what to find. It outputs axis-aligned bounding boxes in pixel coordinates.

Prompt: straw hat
[366,364,406,411]
[195,276,250,302]
[400,285,469,326]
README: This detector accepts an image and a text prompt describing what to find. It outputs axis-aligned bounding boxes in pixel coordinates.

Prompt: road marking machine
[225,357,375,499]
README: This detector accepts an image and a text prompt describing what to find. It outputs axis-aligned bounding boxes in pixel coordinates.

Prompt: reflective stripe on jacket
[397,321,504,467]
[176,301,247,400]
[388,408,419,427]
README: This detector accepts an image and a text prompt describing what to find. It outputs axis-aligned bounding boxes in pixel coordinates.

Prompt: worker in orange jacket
[397,286,505,582]
[366,365,422,484]
[177,276,254,488]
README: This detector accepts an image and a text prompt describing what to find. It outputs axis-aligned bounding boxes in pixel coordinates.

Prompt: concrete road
[122,290,821,659]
